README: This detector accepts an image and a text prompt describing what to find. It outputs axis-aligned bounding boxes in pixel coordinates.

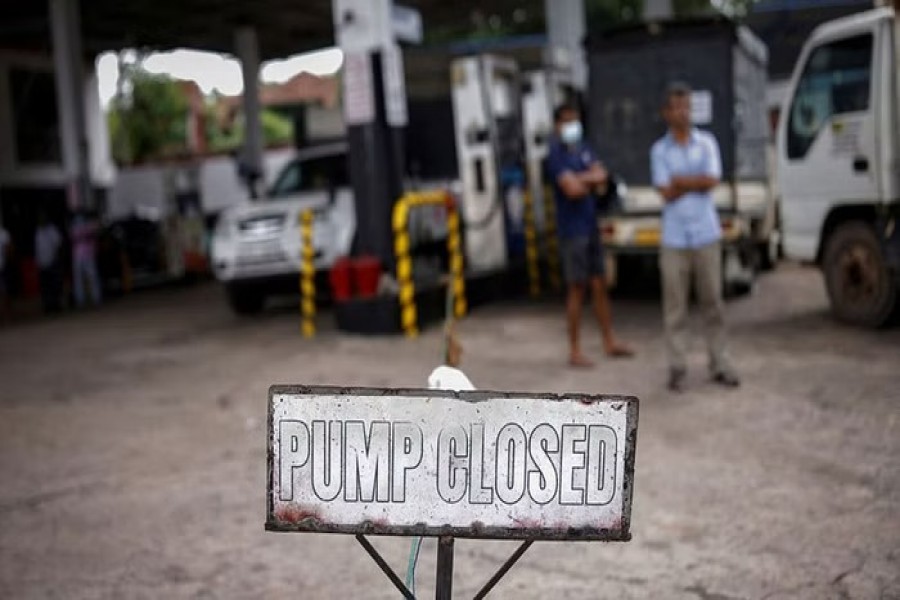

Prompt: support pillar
[643,0,674,21]
[544,0,588,92]
[49,0,91,210]
[235,26,265,198]
[332,0,406,268]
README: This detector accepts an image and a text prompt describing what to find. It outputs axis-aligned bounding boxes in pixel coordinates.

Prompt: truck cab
[777,7,899,326]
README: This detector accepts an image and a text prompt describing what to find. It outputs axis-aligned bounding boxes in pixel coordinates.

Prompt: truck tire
[822,222,898,328]
[758,228,781,272]
[226,285,265,315]
[722,244,755,298]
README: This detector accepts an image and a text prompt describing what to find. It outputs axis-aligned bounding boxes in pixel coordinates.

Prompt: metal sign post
[435,536,454,600]
[267,386,639,597]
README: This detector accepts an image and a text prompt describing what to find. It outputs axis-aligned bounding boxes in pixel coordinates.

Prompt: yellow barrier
[299,209,316,338]
[542,184,562,292]
[522,190,541,297]
[393,190,467,338]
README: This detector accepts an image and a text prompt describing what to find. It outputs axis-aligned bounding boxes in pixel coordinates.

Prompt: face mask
[560,121,583,145]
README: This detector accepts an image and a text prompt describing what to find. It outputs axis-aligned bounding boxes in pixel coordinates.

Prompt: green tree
[204,105,294,153]
[261,109,294,146]
[587,0,644,29]
[673,0,760,18]
[587,0,759,27]
[108,67,189,164]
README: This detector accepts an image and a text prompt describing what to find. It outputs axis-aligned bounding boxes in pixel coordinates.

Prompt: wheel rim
[838,242,881,305]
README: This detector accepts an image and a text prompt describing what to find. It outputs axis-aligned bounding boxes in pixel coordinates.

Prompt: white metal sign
[392,5,423,45]
[343,52,375,126]
[691,90,713,125]
[382,44,408,127]
[267,386,638,541]
[333,0,392,52]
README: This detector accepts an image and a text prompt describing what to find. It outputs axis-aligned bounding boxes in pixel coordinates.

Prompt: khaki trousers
[660,242,732,375]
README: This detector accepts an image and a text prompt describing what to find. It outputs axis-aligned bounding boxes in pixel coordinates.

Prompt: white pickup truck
[777,6,899,326]
[211,142,356,314]
[211,141,455,315]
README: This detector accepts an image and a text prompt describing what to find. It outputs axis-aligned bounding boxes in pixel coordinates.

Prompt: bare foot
[605,342,635,358]
[569,353,595,369]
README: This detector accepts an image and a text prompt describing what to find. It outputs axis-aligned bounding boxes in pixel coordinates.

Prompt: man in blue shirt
[547,103,632,367]
[651,83,739,392]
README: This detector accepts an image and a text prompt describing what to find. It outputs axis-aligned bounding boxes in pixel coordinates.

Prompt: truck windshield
[269,154,349,198]
[787,34,873,160]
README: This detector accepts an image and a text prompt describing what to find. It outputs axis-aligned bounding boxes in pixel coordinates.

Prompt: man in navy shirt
[546,103,633,367]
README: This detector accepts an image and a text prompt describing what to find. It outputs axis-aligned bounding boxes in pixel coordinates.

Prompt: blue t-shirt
[650,129,723,249]
[546,139,600,240]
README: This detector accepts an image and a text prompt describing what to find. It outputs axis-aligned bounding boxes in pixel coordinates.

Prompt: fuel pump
[450,55,526,274]
[520,69,577,232]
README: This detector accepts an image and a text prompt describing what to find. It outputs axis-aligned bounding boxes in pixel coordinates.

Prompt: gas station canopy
[0,0,546,59]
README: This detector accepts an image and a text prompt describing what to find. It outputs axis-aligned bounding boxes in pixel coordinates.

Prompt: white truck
[210,142,357,314]
[211,140,454,315]
[777,6,899,327]
[585,19,776,294]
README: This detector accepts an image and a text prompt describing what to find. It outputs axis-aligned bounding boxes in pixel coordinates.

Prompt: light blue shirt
[650,129,722,249]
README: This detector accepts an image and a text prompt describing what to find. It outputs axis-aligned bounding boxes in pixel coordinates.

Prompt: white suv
[212,142,356,314]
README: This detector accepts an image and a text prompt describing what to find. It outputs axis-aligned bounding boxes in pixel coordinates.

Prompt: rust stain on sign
[266,386,639,541]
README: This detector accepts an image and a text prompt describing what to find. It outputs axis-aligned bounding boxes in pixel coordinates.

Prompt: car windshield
[268,153,349,199]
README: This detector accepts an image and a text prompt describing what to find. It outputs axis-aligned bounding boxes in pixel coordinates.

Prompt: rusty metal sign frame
[266,385,638,541]
[266,385,639,598]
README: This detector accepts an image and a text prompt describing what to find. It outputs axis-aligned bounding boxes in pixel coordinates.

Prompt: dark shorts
[560,235,605,285]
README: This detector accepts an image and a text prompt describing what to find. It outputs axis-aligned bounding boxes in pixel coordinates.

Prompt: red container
[352,256,382,298]
[20,259,40,298]
[329,257,354,302]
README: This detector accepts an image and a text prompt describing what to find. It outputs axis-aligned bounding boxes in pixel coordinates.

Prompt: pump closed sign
[266,386,638,541]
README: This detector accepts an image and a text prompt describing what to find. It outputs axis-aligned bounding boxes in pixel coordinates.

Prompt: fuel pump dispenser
[520,69,577,231]
[450,55,526,274]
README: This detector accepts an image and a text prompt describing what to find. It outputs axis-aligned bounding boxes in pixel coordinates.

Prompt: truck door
[778,31,878,260]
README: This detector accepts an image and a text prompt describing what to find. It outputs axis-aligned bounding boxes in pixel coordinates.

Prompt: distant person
[70,210,103,308]
[35,212,63,313]
[546,103,633,368]
[650,83,739,392]
[0,220,11,321]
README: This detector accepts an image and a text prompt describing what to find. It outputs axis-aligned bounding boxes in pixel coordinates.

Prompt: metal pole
[50,0,92,210]
[435,536,455,600]
[235,26,264,198]
[473,540,534,600]
[355,534,416,600]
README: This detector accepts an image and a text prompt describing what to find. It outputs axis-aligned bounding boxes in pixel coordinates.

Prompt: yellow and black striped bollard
[299,209,316,338]
[522,190,541,297]
[445,197,467,318]
[542,184,562,292]
[392,201,418,337]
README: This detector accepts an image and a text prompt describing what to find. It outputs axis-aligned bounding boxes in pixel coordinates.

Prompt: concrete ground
[0,263,898,600]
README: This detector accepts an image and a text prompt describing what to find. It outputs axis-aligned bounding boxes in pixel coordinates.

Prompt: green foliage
[587,0,644,29]
[261,109,293,146]
[204,102,242,154]
[587,0,759,27]
[204,107,293,153]
[110,65,295,162]
[108,68,189,164]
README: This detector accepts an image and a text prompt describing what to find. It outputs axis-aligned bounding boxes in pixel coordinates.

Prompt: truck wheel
[722,245,755,298]
[226,285,265,315]
[758,229,781,272]
[822,222,898,328]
